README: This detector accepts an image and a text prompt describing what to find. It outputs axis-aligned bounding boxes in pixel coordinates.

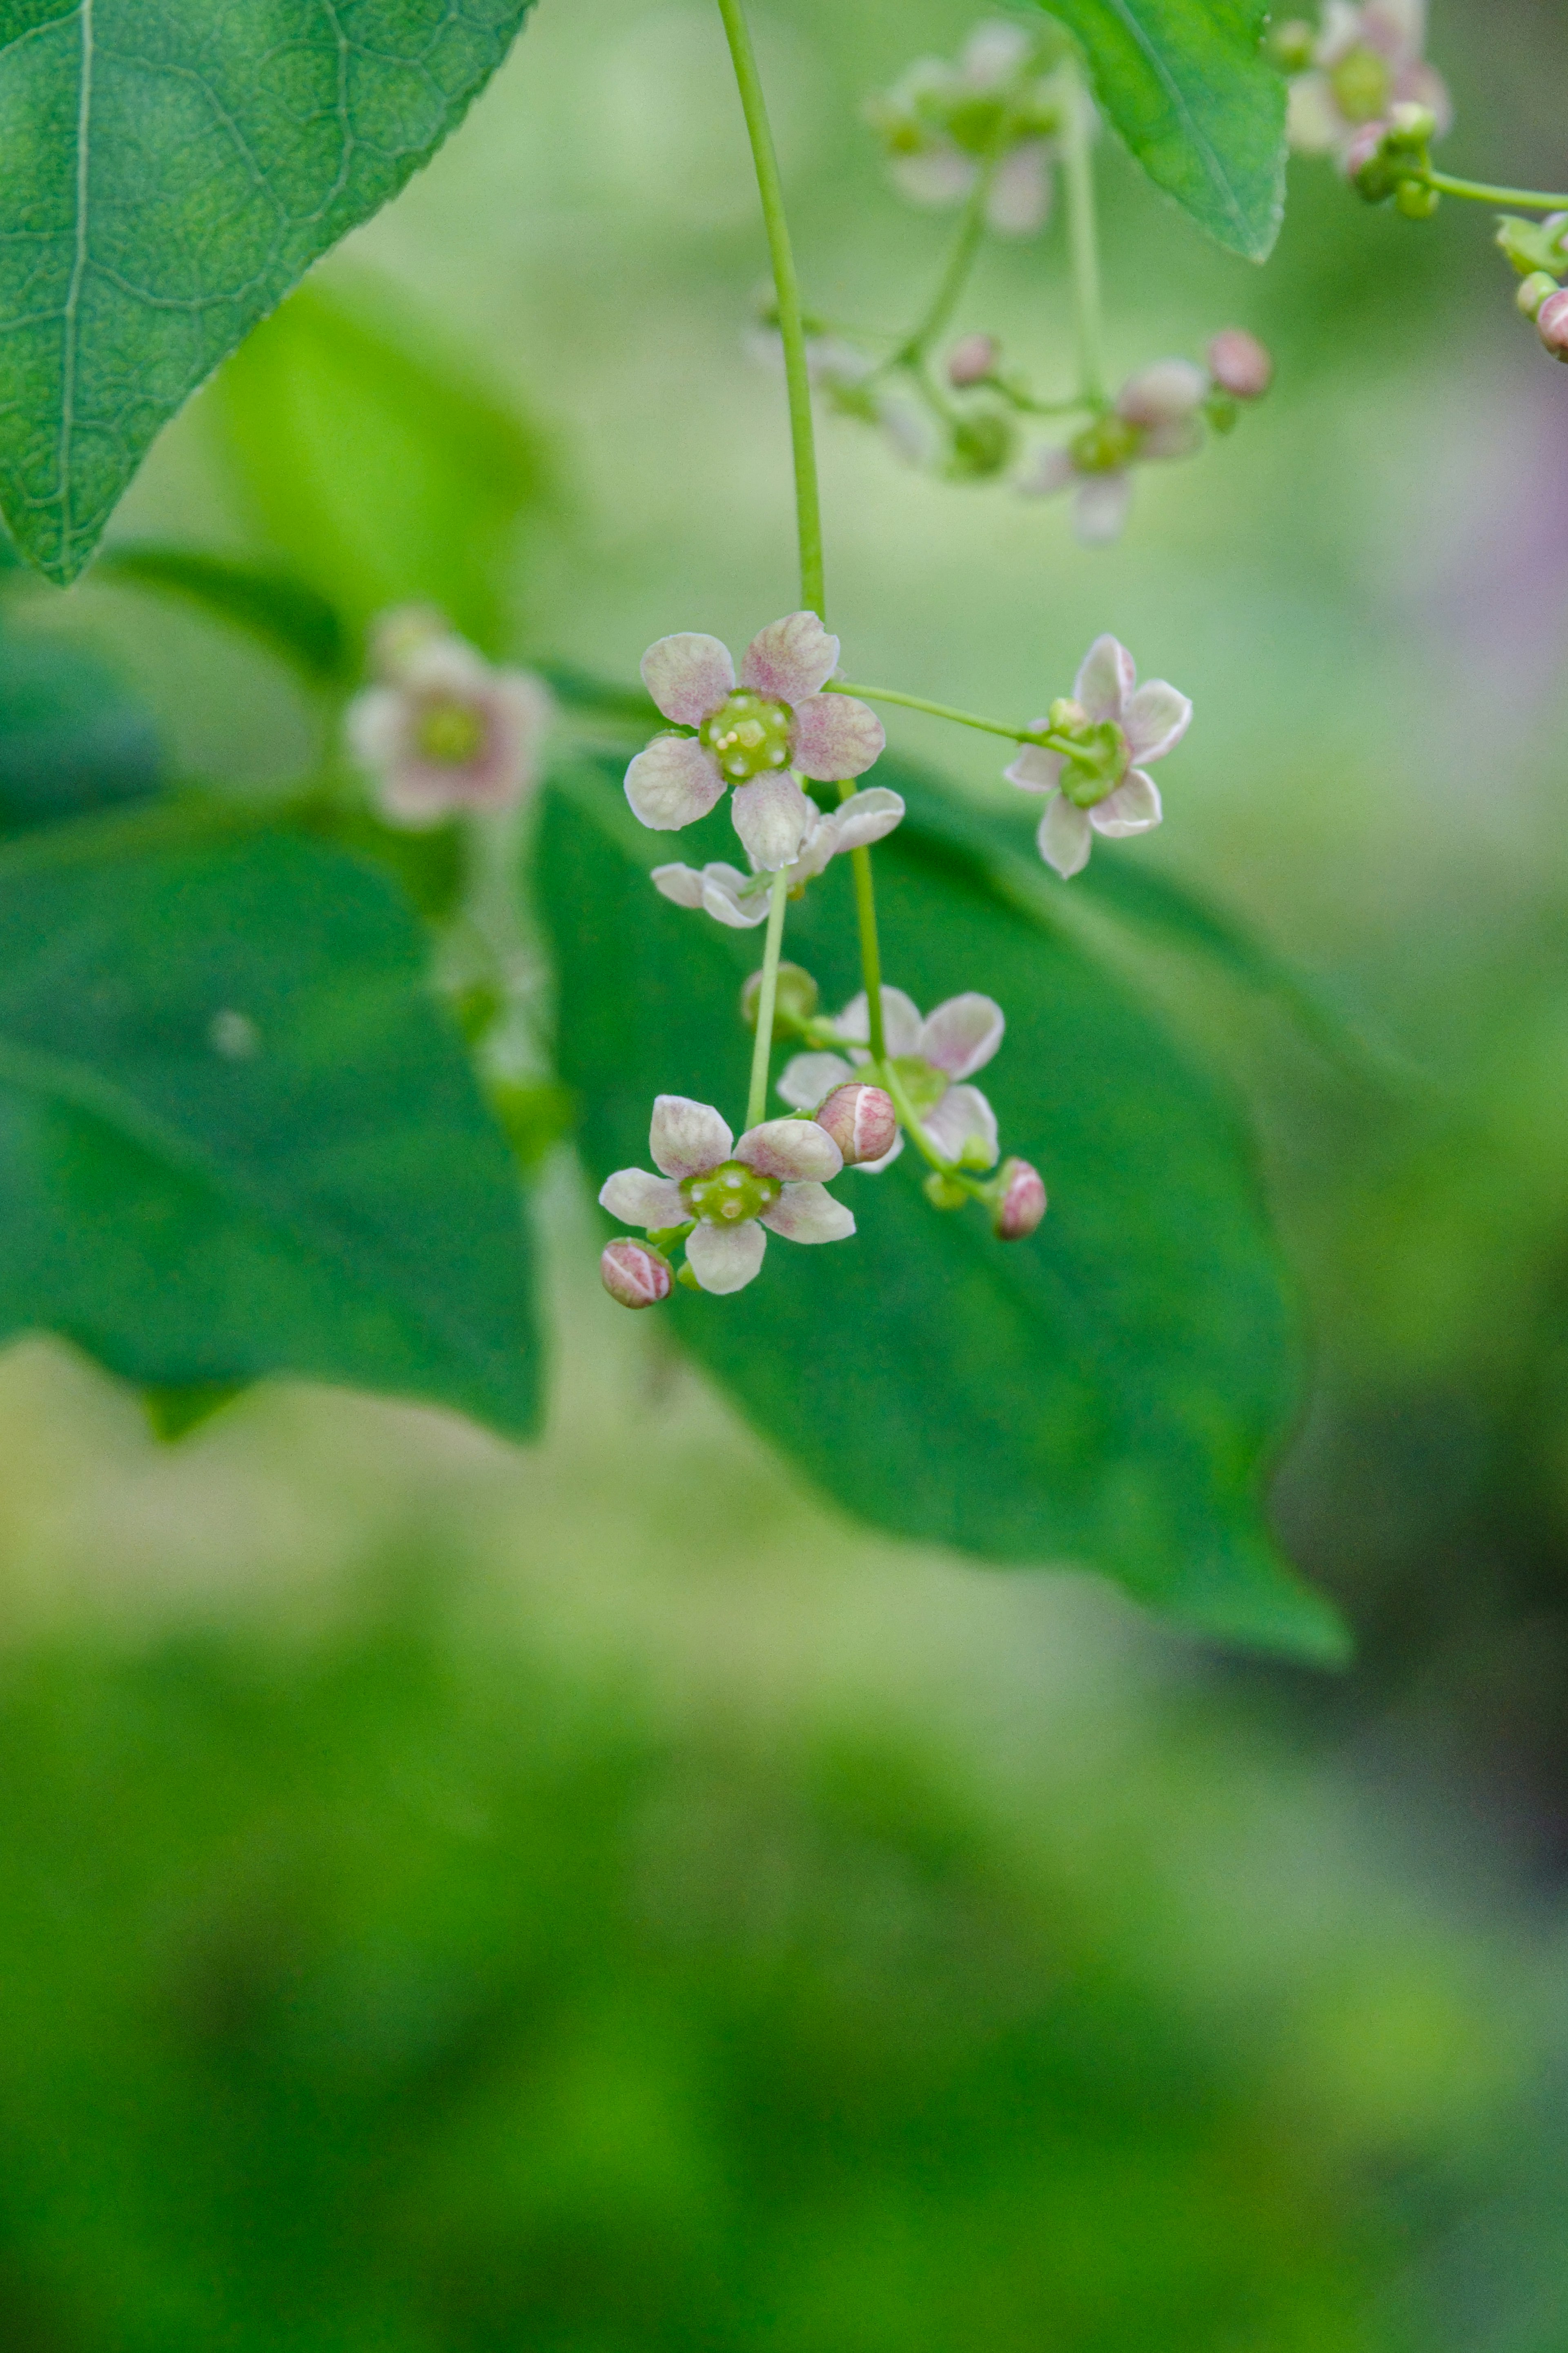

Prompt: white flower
[599,1095,855,1296]
[624,613,885,872]
[1004,635,1190,879]
[868,22,1076,238]
[778,988,1005,1172]
[346,625,553,829]
[1018,359,1209,545]
[744,325,937,467]
[649,786,904,928]
[1286,0,1451,158]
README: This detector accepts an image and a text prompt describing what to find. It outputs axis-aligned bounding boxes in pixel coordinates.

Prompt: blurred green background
[6,0,1568,2342]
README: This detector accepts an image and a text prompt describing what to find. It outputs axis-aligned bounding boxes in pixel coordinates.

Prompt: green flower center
[1330,44,1394,125]
[414,696,487,766]
[1068,413,1140,475]
[699,691,795,784]
[1057,721,1130,808]
[888,1056,949,1115]
[946,93,1011,156]
[682,1160,782,1225]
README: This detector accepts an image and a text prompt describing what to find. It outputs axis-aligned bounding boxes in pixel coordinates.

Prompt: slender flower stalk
[896,143,1004,369]
[746,869,792,1130]
[1421,169,1568,210]
[830,678,1074,752]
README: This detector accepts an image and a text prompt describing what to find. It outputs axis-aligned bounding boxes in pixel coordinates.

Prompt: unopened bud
[923,1171,968,1211]
[601,1238,672,1309]
[1206,328,1273,401]
[1517,271,1559,319]
[1047,696,1087,734]
[989,1156,1047,1240]
[1265,18,1316,73]
[742,960,819,1032]
[947,332,1000,388]
[1538,288,1568,361]
[1394,178,1440,220]
[946,409,1015,480]
[1345,123,1394,201]
[1385,100,1437,146]
[815,1083,897,1166]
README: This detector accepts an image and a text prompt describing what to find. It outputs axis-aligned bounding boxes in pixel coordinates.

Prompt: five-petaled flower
[1018,360,1208,544]
[346,611,553,829]
[650,786,904,928]
[1005,635,1190,879]
[1285,0,1451,161]
[599,1096,855,1296]
[867,21,1074,237]
[780,989,1005,1172]
[625,613,885,873]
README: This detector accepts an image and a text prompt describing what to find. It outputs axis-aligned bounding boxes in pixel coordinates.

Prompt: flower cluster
[1275,2,1451,164]
[1497,215,1568,361]
[866,19,1076,239]
[346,607,553,828]
[780,989,1005,1172]
[652,785,904,928]
[1005,636,1191,879]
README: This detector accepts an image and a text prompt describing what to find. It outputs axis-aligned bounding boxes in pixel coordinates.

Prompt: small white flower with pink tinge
[650,786,904,929]
[1005,636,1190,879]
[779,989,1004,1173]
[346,616,553,829]
[867,22,1074,238]
[1019,360,1208,544]
[599,1096,854,1296]
[625,613,884,873]
[600,1238,673,1309]
[1285,0,1451,160]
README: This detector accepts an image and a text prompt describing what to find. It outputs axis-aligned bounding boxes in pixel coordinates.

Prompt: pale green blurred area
[10,0,1568,2342]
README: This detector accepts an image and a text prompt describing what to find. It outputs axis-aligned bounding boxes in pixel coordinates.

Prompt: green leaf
[209,277,552,653]
[0,0,537,586]
[0,825,539,1432]
[96,544,350,684]
[0,629,161,831]
[1038,0,1286,259]
[539,758,1347,1665]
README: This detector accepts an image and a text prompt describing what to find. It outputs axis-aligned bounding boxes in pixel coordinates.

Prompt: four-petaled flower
[625,613,885,873]
[1004,635,1190,879]
[867,21,1074,237]
[779,989,1005,1172]
[599,1096,854,1295]
[1018,360,1208,544]
[1285,0,1451,161]
[346,612,553,828]
[650,786,905,928]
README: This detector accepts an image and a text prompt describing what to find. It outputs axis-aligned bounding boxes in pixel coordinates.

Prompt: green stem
[844,827,887,1062]
[1423,168,1568,211]
[1060,54,1105,403]
[715,0,825,618]
[898,149,1000,367]
[746,868,791,1130]
[874,1059,984,1193]
[831,679,1065,750]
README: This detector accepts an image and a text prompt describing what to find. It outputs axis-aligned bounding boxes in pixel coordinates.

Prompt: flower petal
[700,868,771,927]
[640,632,734,726]
[1285,72,1344,155]
[922,1084,999,1170]
[1017,445,1076,498]
[760,1181,856,1244]
[1004,740,1065,794]
[685,1219,767,1294]
[1394,57,1451,134]
[1364,0,1425,66]
[1072,472,1134,546]
[986,143,1052,235]
[889,147,976,208]
[837,987,922,1058]
[1039,794,1094,878]
[830,786,905,853]
[790,694,885,782]
[777,1052,855,1112]
[1116,359,1207,427]
[1091,769,1163,837]
[960,19,1032,83]
[1073,634,1136,723]
[1122,681,1192,763]
[598,1168,686,1227]
[1140,417,1203,462]
[650,863,706,910]
[625,736,725,832]
[650,1095,732,1179]
[731,773,815,871]
[741,611,840,705]
[853,1130,905,1174]
[734,1117,843,1183]
[920,993,1005,1081]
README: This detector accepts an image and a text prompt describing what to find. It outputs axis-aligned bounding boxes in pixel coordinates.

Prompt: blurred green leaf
[210,278,551,654]
[1038,0,1286,259]
[0,630,161,832]
[541,757,1346,1663]
[0,827,539,1432]
[0,0,538,584]
[97,544,351,684]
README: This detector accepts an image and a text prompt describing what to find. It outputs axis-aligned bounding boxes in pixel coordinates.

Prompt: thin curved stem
[831,678,1062,750]
[1423,168,1568,212]
[898,151,1000,367]
[746,868,791,1130]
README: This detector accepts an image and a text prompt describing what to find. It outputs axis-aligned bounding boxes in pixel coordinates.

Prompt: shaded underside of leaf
[0,625,161,830]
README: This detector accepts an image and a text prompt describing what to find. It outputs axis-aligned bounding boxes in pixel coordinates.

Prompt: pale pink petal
[922,1083,1000,1170]
[398,637,493,698]
[1074,635,1136,723]
[1394,58,1451,133]
[650,1095,733,1179]
[1039,795,1094,877]
[685,1220,767,1294]
[1017,446,1076,498]
[889,147,976,208]
[777,1052,856,1111]
[788,812,840,885]
[1116,359,1207,427]
[741,611,840,705]
[1286,73,1345,155]
[345,684,404,770]
[734,1117,843,1182]
[830,787,904,853]
[791,694,885,781]
[731,773,815,871]
[598,1169,686,1227]
[1140,417,1203,462]
[837,988,922,1058]
[759,1181,856,1244]
[1091,770,1163,837]
[640,633,734,726]
[1315,1,1366,64]
[1004,740,1065,794]
[625,736,725,831]
[701,868,771,928]
[1072,472,1134,545]
[987,143,1052,236]
[853,1130,905,1174]
[377,770,474,829]
[1363,0,1424,66]
[920,993,1005,1081]
[650,863,706,910]
[1122,680,1192,762]
[960,20,1032,83]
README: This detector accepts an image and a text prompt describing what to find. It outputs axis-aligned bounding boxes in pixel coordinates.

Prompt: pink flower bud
[600,1238,672,1308]
[1539,288,1568,361]
[1206,329,1273,401]
[991,1157,1047,1240]
[947,333,1000,388]
[815,1083,898,1166]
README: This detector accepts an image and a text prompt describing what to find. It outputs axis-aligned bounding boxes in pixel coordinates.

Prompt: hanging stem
[896,149,1000,368]
[831,678,1065,750]
[746,869,792,1129]
[1060,54,1105,404]
[1421,168,1568,211]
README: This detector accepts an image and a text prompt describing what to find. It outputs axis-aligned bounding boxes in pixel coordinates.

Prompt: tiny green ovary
[682,1161,782,1224]
[414,696,488,766]
[1330,45,1394,124]
[699,691,795,783]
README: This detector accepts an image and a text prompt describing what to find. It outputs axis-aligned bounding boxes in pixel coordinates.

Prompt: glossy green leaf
[540,757,1346,1664]
[0,628,160,830]
[0,824,538,1431]
[210,277,551,654]
[1038,0,1286,259]
[0,0,537,585]
[97,544,350,684]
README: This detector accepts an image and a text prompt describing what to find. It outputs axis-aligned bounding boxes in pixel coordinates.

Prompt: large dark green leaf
[0,628,160,830]
[0,0,537,585]
[1039,0,1285,260]
[0,823,538,1430]
[540,756,1346,1663]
